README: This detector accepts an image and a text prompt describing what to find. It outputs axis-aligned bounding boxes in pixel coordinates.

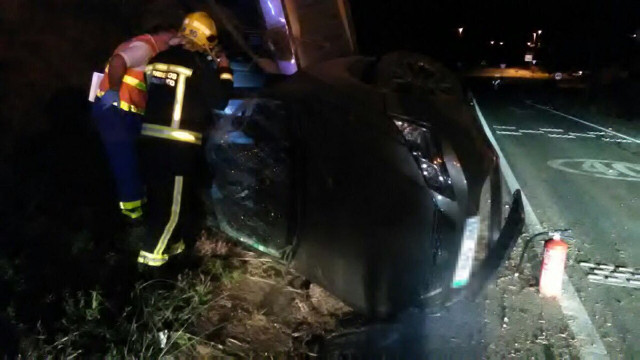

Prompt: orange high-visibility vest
[98,34,159,115]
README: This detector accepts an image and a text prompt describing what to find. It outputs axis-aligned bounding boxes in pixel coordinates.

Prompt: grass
[19,272,216,358]
[9,232,353,358]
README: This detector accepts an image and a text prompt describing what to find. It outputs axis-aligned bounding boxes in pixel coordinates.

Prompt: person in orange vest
[92,26,181,226]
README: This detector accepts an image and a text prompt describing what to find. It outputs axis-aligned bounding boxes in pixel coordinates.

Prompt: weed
[11,233,354,357]
[19,271,216,358]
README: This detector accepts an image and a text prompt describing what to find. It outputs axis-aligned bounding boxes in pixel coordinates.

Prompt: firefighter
[92,27,180,222]
[135,12,234,267]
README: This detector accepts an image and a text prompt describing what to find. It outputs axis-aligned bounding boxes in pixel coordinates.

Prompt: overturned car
[206,51,525,318]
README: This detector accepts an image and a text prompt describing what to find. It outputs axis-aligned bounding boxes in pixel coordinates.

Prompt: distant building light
[499,41,504,45]
[490,40,495,45]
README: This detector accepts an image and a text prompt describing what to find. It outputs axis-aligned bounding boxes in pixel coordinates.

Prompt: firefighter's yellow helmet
[180,12,218,52]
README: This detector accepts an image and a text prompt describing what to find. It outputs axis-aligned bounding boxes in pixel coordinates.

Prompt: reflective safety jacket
[143,47,234,145]
[98,34,160,115]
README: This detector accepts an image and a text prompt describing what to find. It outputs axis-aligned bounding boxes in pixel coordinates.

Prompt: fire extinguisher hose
[516,229,574,273]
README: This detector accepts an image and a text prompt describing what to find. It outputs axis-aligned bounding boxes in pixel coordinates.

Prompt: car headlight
[394,119,454,198]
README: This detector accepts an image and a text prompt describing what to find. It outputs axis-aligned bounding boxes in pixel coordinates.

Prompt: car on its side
[207,51,525,318]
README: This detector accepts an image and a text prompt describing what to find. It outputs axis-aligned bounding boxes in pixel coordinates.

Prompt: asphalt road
[323,297,487,358]
[473,84,640,357]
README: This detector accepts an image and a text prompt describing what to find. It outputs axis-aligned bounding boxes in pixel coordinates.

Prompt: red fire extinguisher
[539,234,568,298]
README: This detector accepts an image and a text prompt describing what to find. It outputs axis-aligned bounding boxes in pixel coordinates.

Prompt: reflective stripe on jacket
[142,47,234,145]
[98,34,159,114]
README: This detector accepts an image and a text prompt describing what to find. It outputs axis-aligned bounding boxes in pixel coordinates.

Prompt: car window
[207,99,294,257]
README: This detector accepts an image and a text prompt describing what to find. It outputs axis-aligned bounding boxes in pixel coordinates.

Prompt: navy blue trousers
[92,103,144,205]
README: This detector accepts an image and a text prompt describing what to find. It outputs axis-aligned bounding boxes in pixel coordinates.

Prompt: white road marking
[585,271,640,288]
[569,132,597,138]
[548,134,577,139]
[528,102,640,144]
[548,159,640,181]
[472,95,609,359]
[492,127,632,144]
[496,131,523,135]
[602,138,634,143]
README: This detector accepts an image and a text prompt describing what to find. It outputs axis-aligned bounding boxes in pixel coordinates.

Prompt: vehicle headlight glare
[394,118,454,197]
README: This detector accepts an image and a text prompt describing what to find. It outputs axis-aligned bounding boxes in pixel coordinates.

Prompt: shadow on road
[323,297,486,358]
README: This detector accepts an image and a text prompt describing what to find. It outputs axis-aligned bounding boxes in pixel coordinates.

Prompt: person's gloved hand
[99,89,120,110]
[216,52,230,68]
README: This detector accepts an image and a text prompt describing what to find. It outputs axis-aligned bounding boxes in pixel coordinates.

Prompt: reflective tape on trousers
[120,199,144,210]
[122,207,143,219]
[137,250,168,266]
[153,176,183,258]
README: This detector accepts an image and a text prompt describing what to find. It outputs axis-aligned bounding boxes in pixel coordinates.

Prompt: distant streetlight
[458,27,464,36]
[538,30,542,35]
[490,40,495,45]
[527,42,532,46]
[499,41,504,46]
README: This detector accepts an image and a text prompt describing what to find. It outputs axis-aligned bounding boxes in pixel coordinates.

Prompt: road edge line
[528,102,640,144]
[471,95,609,359]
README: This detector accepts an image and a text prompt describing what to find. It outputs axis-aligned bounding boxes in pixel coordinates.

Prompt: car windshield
[1,0,638,357]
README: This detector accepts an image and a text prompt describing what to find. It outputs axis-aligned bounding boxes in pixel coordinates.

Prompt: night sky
[349,0,639,70]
